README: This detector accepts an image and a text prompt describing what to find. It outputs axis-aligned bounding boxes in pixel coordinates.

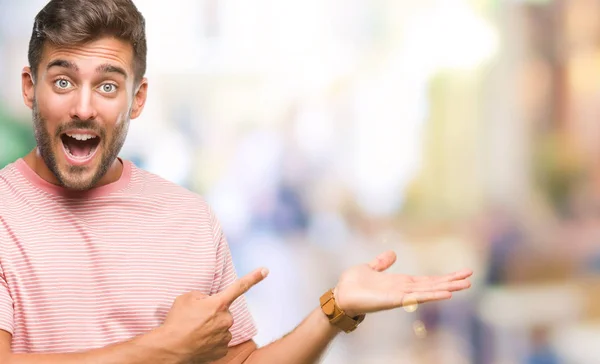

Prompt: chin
[58,175,98,191]
[54,161,102,191]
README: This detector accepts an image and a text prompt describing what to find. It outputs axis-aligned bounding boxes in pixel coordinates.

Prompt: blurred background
[1,0,599,363]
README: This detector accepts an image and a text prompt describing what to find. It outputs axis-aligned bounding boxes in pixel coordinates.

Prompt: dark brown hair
[28,0,147,84]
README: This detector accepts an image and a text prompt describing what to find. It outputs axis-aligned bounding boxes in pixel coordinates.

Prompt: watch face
[321,300,336,316]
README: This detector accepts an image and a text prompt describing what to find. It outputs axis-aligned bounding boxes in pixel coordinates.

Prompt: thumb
[368,251,397,272]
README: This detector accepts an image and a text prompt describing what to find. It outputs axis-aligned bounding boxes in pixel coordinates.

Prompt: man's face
[22,37,147,190]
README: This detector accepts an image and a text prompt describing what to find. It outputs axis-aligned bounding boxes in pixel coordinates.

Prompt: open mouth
[60,132,101,161]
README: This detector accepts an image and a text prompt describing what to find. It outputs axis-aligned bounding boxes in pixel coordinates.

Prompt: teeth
[66,133,97,141]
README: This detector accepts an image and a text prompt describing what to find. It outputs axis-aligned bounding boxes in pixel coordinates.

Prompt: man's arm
[210,310,338,364]
[0,329,258,364]
[0,328,173,364]
[246,308,339,364]
[221,251,473,364]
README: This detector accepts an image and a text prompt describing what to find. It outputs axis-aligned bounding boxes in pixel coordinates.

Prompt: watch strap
[319,289,365,333]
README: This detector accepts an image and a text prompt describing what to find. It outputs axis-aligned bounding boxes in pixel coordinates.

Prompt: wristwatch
[319,289,365,333]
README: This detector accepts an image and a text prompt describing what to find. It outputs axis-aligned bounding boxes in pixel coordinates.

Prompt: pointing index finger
[217,267,269,307]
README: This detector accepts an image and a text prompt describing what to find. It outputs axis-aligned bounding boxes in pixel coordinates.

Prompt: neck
[23,148,123,189]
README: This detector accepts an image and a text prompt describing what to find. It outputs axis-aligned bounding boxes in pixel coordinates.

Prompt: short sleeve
[209,217,257,346]
[0,264,14,335]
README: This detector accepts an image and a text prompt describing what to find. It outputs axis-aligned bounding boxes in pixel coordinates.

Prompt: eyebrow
[46,59,78,72]
[96,64,128,79]
[46,59,128,79]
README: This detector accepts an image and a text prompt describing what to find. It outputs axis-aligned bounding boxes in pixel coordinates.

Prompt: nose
[69,87,97,121]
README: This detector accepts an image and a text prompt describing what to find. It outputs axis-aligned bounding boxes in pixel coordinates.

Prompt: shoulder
[0,161,19,183]
[0,161,31,223]
[0,161,24,197]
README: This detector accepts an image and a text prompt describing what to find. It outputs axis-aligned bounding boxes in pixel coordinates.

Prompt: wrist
[320,288,365,333]
[317,306,343,334]
[136,327,181,364]
[331,286,355,317]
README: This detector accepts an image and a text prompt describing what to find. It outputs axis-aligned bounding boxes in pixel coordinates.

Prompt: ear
[130,77,148,120]
[22,67,35,110]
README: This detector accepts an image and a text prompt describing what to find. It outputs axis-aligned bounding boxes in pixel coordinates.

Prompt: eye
[99,83,117,94]
[54,78,72,89]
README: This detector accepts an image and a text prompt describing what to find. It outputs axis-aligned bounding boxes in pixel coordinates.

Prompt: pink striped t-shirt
[0,158,257,353]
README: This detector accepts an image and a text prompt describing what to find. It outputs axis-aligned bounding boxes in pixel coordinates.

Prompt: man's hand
[157,268,269,364]
[333,251,472,317]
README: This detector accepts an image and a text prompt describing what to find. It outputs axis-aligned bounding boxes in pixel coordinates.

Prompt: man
[0,0,473,363]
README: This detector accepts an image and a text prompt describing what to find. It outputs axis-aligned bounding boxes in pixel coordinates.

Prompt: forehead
[39,37,134,76]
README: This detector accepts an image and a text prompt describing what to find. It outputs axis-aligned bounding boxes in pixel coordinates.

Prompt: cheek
[96,97,130,127]
[36,89,70,125]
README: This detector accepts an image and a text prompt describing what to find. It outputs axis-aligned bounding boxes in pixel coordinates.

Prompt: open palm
[333,251,473,317]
